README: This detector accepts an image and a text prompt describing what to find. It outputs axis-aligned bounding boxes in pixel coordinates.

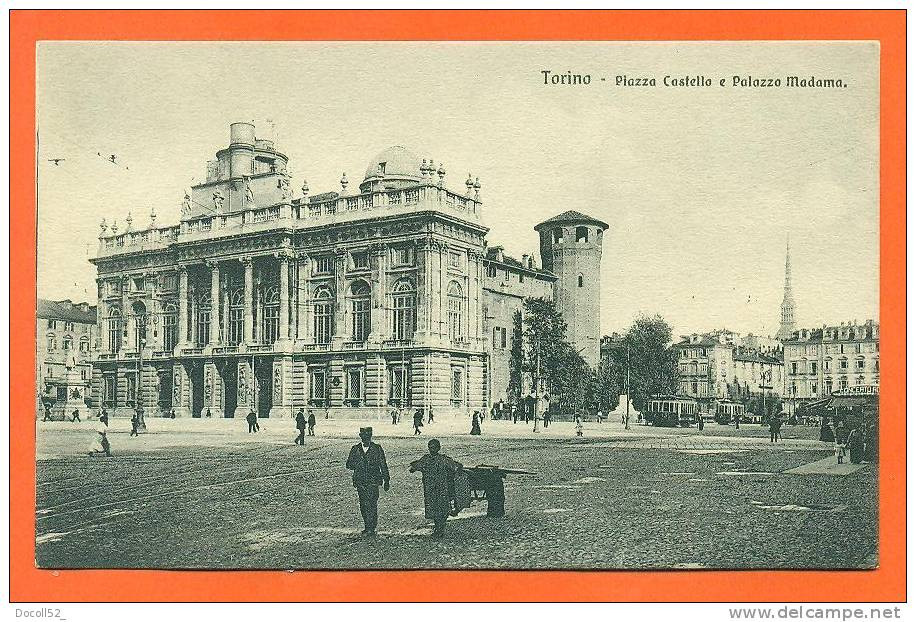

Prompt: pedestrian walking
[345,427,390,536]
[413,409,424,435]
[391,406,399,426]
[834,419,849,464]
[543,409,551,428]
[88,414,111,457]
[597,409,603,424]
[769,413,782,443]
[470,411,482,435]
[295,408,306,445]
[427,408,435,424]
[734,413,740,430]
[307,409,316,436]
[42,406,52,421]
[71,409,81,423]
[409,439,463,539]
[512,405,518,424]
[697,413,705,431]
[246,410,259,433]
[575,414,584,437]
[130,411,140,437]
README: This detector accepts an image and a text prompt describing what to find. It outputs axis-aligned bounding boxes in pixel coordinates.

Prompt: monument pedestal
[49,367,90,421]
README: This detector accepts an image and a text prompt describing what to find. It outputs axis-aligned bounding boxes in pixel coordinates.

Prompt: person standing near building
[512,404,518,424]
[543,408,551,429]
[345,427,390,536]
[769,412,782,443]
[71,409,81,423]
[307,409,316,436]
[130,411,140,437]
[427,408,435,424]
[295,408,306,445]
[575,413,584,437]
[470,411,482,435]
[409,439,462,539]
[413,409,424,435]
[246,410,258,433]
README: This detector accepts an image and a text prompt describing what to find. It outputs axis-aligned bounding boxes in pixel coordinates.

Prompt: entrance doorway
[221,361,237,418]
[189,363,204,418]
[157,369,172,414]
[254,358,273,417]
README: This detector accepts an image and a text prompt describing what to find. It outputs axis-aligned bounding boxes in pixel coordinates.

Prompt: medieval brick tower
[535,210,608,369]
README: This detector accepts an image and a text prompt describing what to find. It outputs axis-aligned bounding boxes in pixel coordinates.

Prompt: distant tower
[775,237,796,340]
[535,210,609,369]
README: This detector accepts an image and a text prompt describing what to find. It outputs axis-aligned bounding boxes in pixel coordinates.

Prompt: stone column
[177,266,189,348]
[243,257,254,345]
[234,358,254,419]
[278,252,290,343]
[332,248,348,346]
[208,260,221,346]
[172,361,191,418]
[370,243,387,342]
[297,253,310,341]
[416,239,430,338]
[432,242,444,340]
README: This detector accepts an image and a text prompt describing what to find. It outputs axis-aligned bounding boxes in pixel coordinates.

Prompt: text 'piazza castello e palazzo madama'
[90,122,607,420]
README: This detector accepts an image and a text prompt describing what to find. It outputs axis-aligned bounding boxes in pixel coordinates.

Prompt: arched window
[108,307,122,353]
[162,303,178,351]
[62,336,73,350]
[195,291,211,347]
[46,334,57,352]
[447,281,464,341]
[79,335,90,352]
[350,280,371,342]
[261,285,280,344]
[227,289,244,345]
[575,226,589,242]
[313,287,334,345]
[391,279,416,341]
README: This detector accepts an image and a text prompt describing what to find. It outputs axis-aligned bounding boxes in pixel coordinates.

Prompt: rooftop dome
[363,145,423,182]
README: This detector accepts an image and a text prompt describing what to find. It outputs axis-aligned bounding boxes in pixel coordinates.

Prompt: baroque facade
[90,123,603,418]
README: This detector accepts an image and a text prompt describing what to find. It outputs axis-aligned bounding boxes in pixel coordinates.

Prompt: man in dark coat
[345,427,390,536]
[413,409,424,435]
[409,439,462,539]
[307,409,316,436]
[769,413,782,443]
[246,410,258,433]
[295,408,306,445]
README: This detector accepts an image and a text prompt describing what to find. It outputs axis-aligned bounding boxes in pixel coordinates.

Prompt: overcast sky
[36,41,878,338]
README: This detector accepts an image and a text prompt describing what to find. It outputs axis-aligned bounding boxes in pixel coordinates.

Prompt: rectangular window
[47,320,57,329]
[163,312,178,350]
[103,375,116,407]
[825,379,833,395]
[394,247,412,266]
[126,374,137,406]
[486,265,497,278]
[351,250,370,270]
[64,321,74,331]
[160,273,178,291]
[856,359,865,370]
[227,307,243,346]
[810,362,817,374]
[314,256,334,275]
[309,369,327,405]
[790,362,798,375]
[387,191,401,205]
[451,366,464,405]
[840,360,848,370]
[47,366,54,377]
[448,251,461,269]
[810,382,817,396]
[351,297,370,342]
[575,226,589,242]
[389,365,410,406]
[133,276,145,292]
[314,300,333,345]
[345,367,363,406]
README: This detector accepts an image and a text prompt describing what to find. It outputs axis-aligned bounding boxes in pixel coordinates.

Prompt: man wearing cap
[346,427,390,536]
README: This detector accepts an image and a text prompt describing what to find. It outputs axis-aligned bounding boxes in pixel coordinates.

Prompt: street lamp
[133,308,156,433]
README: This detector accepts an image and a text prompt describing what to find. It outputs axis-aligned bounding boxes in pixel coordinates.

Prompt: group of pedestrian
[294,408,317,444]
[346,427,467,539]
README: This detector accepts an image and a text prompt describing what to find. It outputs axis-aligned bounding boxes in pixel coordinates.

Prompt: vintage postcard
[32,38,881,576]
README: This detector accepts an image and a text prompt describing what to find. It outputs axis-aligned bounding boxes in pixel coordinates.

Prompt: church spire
[776,235,796,340]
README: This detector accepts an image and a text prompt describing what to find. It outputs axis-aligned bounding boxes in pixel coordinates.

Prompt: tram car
[644,395,699,427]
[714,399,747,425]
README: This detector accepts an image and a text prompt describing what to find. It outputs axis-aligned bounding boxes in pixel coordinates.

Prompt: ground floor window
[309,369,327,406]
[103,375,116,407]
[126,374,137,406]
[345,367,363,406]
[389,365,410,406]
[451,365,464,406]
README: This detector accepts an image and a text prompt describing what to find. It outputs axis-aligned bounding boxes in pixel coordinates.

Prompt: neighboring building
[481,246,555,405]
[775,239,797,341]
[90,122,603,418]
[37,299,97,410]
[535,210,608,368]
[673,329,785,408]
[783,320,880,406]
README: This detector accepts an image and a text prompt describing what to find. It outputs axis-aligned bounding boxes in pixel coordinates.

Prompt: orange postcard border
[9,9,906,603]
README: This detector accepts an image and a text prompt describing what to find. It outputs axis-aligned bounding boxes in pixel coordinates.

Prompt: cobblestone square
[35,418,877,570]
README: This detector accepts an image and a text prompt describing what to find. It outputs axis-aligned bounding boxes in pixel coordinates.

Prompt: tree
[592,358,621,413]
[517,297,593,416]
[507,310,524,405]
[608,314,679,412]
